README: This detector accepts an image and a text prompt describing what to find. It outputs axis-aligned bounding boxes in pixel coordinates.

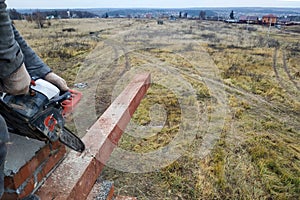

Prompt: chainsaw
[0,79,85,153]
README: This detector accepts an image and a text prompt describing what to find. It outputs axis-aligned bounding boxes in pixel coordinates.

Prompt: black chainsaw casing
[0,91,63,141]
[0,83,85,153]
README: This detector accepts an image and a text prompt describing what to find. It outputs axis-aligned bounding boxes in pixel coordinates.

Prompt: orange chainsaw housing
[61,89,82,116]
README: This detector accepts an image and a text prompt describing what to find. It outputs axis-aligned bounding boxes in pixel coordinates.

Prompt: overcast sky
[6,0,300,9]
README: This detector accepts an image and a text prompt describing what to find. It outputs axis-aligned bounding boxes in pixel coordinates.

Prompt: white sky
[6,0,300,9]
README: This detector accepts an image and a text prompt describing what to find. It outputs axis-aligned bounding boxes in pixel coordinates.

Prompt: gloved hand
[45,72,69,92]
[0,63,31,95]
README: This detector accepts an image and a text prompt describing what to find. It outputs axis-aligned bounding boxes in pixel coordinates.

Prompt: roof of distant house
[262,14,277,18]
[239,15,247,20]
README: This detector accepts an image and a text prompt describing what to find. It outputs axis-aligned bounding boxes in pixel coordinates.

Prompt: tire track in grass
[132,43,299,152]
[131,45,229,160]
[282,50,300,91]
[94,25,229,172]
[272,48,300,101]
[273,48,286,91]
[73,38,131,136]
[183,45,300,140]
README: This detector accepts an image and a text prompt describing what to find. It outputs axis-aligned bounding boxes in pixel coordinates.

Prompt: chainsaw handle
[44,91,72,109]
[29,80,37,96]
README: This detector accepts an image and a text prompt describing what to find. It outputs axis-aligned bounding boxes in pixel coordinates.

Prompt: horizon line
[9,6,300,10]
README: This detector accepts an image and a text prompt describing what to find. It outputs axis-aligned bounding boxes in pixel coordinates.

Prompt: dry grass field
[14,18,299,200]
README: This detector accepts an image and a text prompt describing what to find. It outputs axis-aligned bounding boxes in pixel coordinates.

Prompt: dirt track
[15,18,298,199]
[57,19,300,199]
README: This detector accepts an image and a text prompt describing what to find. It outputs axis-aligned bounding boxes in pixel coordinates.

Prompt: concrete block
[37,73,151,200]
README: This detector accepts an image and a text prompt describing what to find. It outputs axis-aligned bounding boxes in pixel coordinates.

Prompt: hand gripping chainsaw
[0,79,85,153]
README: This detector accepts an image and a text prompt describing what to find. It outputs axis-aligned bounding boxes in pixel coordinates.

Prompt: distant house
[239,15,258,24]
[262,14,277,25]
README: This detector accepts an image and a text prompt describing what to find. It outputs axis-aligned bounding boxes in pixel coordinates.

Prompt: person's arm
[0,0,30,95]
[12,26,69,91]
[0,0,24,79]
[12,25,51,78]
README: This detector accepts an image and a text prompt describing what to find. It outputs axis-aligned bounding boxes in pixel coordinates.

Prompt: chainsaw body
[0,79,85,153]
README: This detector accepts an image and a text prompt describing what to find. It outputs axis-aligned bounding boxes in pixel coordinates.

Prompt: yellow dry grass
[14,18,300,200]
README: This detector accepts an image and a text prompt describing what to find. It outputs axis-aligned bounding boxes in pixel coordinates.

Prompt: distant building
[145,14,152,19]
[290,15,300,22]
[278,15,300,25]
[224,19,239,23]
[160,14,169,19]
[207,16,225,21]
[262,14,277,25]
[278,17,291,25]
[239,15,258,24]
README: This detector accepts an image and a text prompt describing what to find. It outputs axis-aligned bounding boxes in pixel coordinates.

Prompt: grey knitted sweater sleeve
[0,0,23,78]
[0,0,51,79]
[12,25,51,78]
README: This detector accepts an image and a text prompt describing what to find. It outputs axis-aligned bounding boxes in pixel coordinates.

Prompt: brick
[4,175,36,200]
[0,192,18,200]
[37,73,151,199]
[3,177,14,190]
[18,176,35,199]
[5,141,63,190]
[48,140,63,150]
[36,146,66,183]
[2,142,66,200]
[40,147,66,177]
[9,157,41,189]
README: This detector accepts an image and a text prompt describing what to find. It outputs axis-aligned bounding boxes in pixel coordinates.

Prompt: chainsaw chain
[59,127,85,153]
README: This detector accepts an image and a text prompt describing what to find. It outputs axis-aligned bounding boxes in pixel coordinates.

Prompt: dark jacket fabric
[12,25,51,78]
[0,0,51,79]
[0,0,23,78]
[0,2,51,198]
